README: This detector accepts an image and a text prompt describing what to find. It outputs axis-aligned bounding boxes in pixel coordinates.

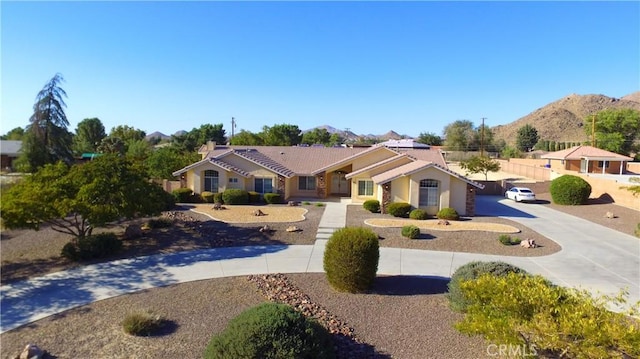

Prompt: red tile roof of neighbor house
[541,146,633,160]
[371,160,485,189]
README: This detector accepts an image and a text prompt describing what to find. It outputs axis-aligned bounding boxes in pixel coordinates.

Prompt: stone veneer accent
[381,182,392,214]
[316,173,327,198]
[466,184,476,216]
[277,175,286,196]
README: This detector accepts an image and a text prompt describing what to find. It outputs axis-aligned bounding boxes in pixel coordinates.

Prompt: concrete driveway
[475,196,640,307]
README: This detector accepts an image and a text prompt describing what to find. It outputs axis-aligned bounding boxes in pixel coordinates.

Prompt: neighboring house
[541,146,633,175]
[173,141,484,216]
[0,140,22,170]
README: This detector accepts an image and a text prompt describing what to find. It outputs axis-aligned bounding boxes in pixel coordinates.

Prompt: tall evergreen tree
[516,124,539,152]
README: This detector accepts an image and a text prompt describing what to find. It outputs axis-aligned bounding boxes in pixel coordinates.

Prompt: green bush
[61,232,123,261]
[204,303,335,359]
[263,193,282,204]
[550,175,592,205]
[323,227,380,293]
[401,225,420,239]
[437,207,459,220]
[447,261,527,312]
[172,188,194,203]
[363,200,380,213]
[122,311,164,336]
[315,202,324,207]
[456,273,640,359]
[222,189,249,205]
[498,234,521,245]
[636,223,640,238]
[147,218,173,229]
[409,208,430,220]
[213,192,223,204]
[302,201,311,205]
[386,202,411,217]
[248,191,261,203]
[201,191,216,203]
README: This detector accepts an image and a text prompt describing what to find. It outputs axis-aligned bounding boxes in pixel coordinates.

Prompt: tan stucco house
[541,146,633,175]
[172,141,484,216]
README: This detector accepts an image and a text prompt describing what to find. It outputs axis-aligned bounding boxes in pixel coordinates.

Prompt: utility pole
[480,117,487,157]
[231,117,236,141]
[591,114,596,147]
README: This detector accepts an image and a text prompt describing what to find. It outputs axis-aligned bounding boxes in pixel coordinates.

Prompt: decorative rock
[286,226,301,232]
[253,209,265,216]
[520,238,537,248]
[212,203,225,210]
[288,201,299,206]
[124,224,143,240]
[605,211,616,219]
[16,344,44,359]
[437,219,450,226]
[259,225,271,233]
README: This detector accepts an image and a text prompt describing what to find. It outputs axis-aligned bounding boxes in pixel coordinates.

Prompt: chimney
[207,141,216,151]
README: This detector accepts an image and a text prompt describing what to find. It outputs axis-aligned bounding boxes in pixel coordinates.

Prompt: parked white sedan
[505,187,536,202]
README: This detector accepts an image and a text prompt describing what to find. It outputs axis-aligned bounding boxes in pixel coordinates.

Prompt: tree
[1,127,25,140]
[229,130,264,146]
[0,155,172,240]
[99,125,146,155]
[444,120,475,151]
[459,155,501,180]
[301,128,332,146]
[516,124,539,152]
[586,109,640,155]
[172,124,227,152]
[19,73,73,171]
[146,146,200,180]
[260,124,302,146]
[73,118,106,155]
[416,132,443,146]
[500,146,522,159]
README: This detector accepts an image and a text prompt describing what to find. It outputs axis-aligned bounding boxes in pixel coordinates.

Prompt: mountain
[492,92,640,145]
[145,131,170,141]
[303,126,408,142]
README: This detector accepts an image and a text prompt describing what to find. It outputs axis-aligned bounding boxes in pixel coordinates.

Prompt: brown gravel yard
[2,197,638,359]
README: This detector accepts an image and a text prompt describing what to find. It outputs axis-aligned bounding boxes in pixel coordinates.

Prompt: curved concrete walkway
[2,198,639,333]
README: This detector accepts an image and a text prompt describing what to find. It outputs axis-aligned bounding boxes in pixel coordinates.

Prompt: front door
[331,173,349,195]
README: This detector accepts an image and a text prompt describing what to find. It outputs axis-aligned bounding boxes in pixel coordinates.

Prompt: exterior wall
[566,160,581,172]
[628,162,640,173]
[288,175,322,199]
[449,178,468,216]
[406,168,453,215]
[316,174,327,199]
[350,150,397,171]
[465,184,476,216]
[349,175,379,203]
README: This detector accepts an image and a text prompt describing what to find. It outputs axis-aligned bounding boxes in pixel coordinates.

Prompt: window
[598,161,610,168]
[358,180,374,196]
[228,178,238,183]
[204,170,219,192]
[254,178,273,194]
[419,179,439,207]
[298,176,316,190]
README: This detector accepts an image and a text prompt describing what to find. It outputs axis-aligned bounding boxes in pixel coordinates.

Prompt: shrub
[222,189,249,205]
[386,202,411,217]
[363,200,380,213]
[550,175,592,205]
[401,225,420,239]
[61,232,123,261]
[315,202,324,207]
[636,223,640,238]
[498,234,521,245]
[302,201,311,205]
[447,261,527,312]
[409,208,430,220]
[437,207,459,220]
[456,273,640,359]
[213,192,223,204]
[201,191,216,203]
[323,227,380,293]
[172,188,194,203]
[147,217,173,229]
[122,311,164,336]
[204,303,335,359]
[263,193,282,204]
[248,191,261,203]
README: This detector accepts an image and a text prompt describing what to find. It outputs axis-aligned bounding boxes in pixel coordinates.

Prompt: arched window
[419,179,439,207]
[204,170,219,192]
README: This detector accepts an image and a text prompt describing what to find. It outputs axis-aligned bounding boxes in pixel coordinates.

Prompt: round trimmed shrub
[204,303,335,359]
[172,188,194,203]
[222,189,249,205]
[401,225,420,239]
[386,202,411,218]
[248,191,261,203]
[213,192,223,204]
[550,175,592,205]
[263,193,282,204]
[363,200,380,213]
[201,191,215,203]
[323,227,380,293]
[61,232,123,261]
[409,208,429,220]
[498,234,521,246]
[446,261,528,313]
[122,311,164,336]
[437,207,459,220]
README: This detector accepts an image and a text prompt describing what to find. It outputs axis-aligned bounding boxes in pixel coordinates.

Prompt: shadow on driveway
[475,195,537,218]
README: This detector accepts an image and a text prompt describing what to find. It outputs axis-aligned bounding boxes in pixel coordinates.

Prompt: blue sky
[2,1,638,139]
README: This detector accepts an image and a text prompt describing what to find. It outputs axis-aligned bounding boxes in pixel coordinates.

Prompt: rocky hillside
[492,92,640,145]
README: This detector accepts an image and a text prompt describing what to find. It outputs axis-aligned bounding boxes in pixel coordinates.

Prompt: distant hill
[303,126,409,142]
[492,92,640,145]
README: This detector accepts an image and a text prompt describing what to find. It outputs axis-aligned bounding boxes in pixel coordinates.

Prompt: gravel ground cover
[1,196,638,358]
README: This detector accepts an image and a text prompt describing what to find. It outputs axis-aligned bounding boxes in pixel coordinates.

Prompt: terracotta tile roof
[371,160,484,189]
[541,146,633,160]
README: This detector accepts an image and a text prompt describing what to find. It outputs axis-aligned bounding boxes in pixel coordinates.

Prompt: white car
[505,187,536,202]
